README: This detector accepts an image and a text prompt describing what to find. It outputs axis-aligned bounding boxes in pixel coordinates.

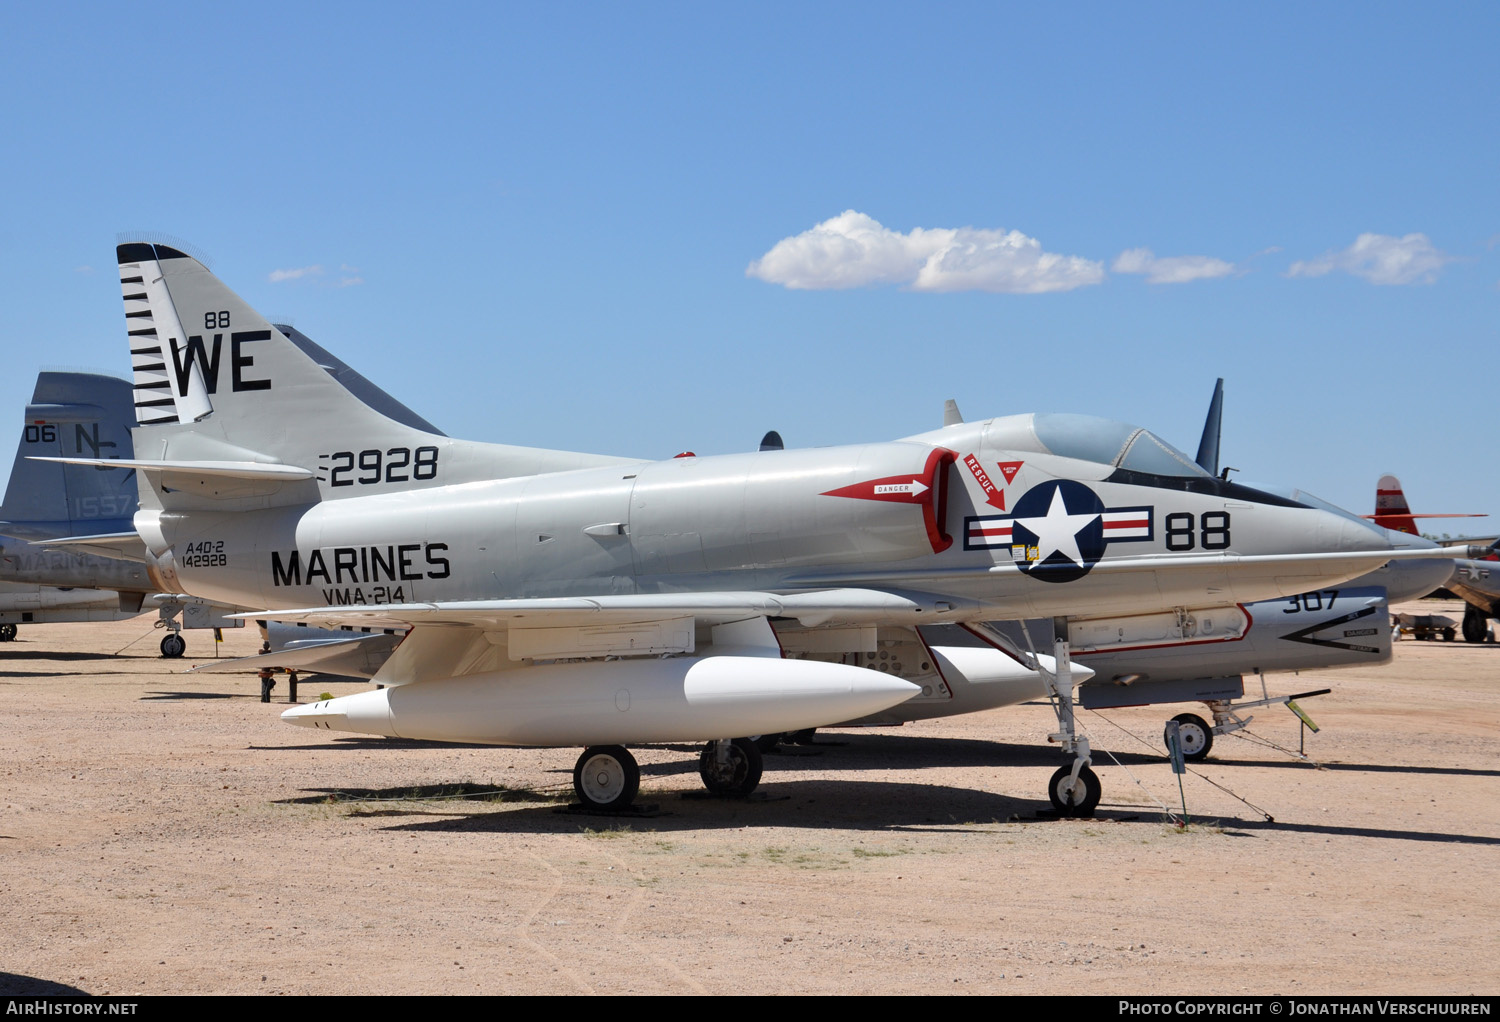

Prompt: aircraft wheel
[1462,606,1488,643]
[1167,712,1213,761]
[573,745,639,811]
[159,632,187,658]
[699,738,763,796]
[1442,628,1456,642]
[0,623,16,642]
[1048,764,1101,817]
[749,734,782,754]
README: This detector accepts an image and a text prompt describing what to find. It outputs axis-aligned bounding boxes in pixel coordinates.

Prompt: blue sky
[2,2,1496,525]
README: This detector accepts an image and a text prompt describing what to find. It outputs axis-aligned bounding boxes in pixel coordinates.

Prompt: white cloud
[747,210,1105,294]
[1287,233,1452,285]
[1111,248,1235,284]
[268,264,324,283]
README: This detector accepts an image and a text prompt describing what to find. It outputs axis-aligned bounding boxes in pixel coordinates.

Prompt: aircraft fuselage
[135,422,1394,624]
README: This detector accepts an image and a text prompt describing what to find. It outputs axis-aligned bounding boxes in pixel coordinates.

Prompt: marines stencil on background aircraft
[55,242,1470,815]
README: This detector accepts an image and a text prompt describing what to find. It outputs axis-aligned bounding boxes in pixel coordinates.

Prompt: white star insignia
[1014,486,1099,567]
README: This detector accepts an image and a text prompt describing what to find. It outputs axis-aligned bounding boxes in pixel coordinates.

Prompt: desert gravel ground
[1,600,1496,996]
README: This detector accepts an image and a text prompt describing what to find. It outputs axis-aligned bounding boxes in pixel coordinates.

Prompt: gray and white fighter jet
[55,242,1471,815]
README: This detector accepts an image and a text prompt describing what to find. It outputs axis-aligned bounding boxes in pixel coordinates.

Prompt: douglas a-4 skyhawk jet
[48,241,1470,815]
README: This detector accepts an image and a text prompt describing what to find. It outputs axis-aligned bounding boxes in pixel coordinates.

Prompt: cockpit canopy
[987,413,1213,479]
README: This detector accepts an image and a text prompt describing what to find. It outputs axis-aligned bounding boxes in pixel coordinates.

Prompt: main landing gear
[569,737,769,811]
[699,738,763,796]
[1462,603,1494,644]
[1163,683,1333,763]
[572,746,641,811]
[1166,712,1213,762]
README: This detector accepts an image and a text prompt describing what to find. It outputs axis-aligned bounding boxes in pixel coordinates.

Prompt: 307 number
[1164,511,1231,551]
[326,446,439,486]
[1284,590,1338,614]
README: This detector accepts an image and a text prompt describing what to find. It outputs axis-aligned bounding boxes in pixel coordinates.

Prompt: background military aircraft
[0,372,156,641]
[58,242,1467,817]
[1368,474,1499,643]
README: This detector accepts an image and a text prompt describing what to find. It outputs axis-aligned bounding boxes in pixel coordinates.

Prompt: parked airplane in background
[54,242,1470,816]
[1369,475,1500,643]
[1369,474,1490,540]
[0,372,159,641]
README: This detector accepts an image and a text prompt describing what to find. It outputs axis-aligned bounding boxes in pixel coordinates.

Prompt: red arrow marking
[997,460,1023,486]
[822,475,931,504]
[963,453,1006,510]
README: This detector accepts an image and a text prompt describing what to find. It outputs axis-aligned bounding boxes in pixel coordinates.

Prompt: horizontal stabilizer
[32,455,313,501]
[29,530,148,563]
[30,456,312,481]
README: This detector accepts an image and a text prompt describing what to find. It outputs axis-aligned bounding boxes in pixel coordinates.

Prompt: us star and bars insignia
[963,479,1154,583]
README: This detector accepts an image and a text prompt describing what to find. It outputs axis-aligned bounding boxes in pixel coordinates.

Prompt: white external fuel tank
[281,654,919,746]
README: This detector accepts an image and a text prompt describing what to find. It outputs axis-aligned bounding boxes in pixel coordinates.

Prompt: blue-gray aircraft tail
[0,372,138,541]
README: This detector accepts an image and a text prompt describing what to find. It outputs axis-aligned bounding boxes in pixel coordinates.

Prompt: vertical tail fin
[0,372,138,539]
[1194,378,1224,477]
[114,241,636,511]
[1372,474,1419,535]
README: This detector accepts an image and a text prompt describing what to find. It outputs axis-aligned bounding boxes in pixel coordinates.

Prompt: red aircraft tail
[1372,474,1418,535]
[1368,474,1487,537]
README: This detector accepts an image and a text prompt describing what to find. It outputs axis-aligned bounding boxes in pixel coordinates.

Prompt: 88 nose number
[1164,511,1230,551]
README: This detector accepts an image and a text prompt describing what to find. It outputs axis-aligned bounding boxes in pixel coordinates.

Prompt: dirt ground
[1,600,1496,996]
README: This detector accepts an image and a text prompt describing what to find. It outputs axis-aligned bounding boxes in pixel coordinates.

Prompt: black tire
[160,632,187,658]
[0,623,16,642]
[749,734,782,754]
[1166,712,1213,761]
[1443,628,1456,642]
[573,745,640,811]
[1048,764,1101,817]
[698,738,764,796]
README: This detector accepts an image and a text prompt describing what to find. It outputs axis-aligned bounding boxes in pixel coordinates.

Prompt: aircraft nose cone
[1325,511,1395,553]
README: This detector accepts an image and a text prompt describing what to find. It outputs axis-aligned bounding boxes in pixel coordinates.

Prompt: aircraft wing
[232,587,988,632]
[238,543,1473,640]
[234,588,988,686]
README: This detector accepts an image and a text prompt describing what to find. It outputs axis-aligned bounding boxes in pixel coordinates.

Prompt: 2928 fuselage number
[1164,511,1231,551]
[323,446,438,486]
